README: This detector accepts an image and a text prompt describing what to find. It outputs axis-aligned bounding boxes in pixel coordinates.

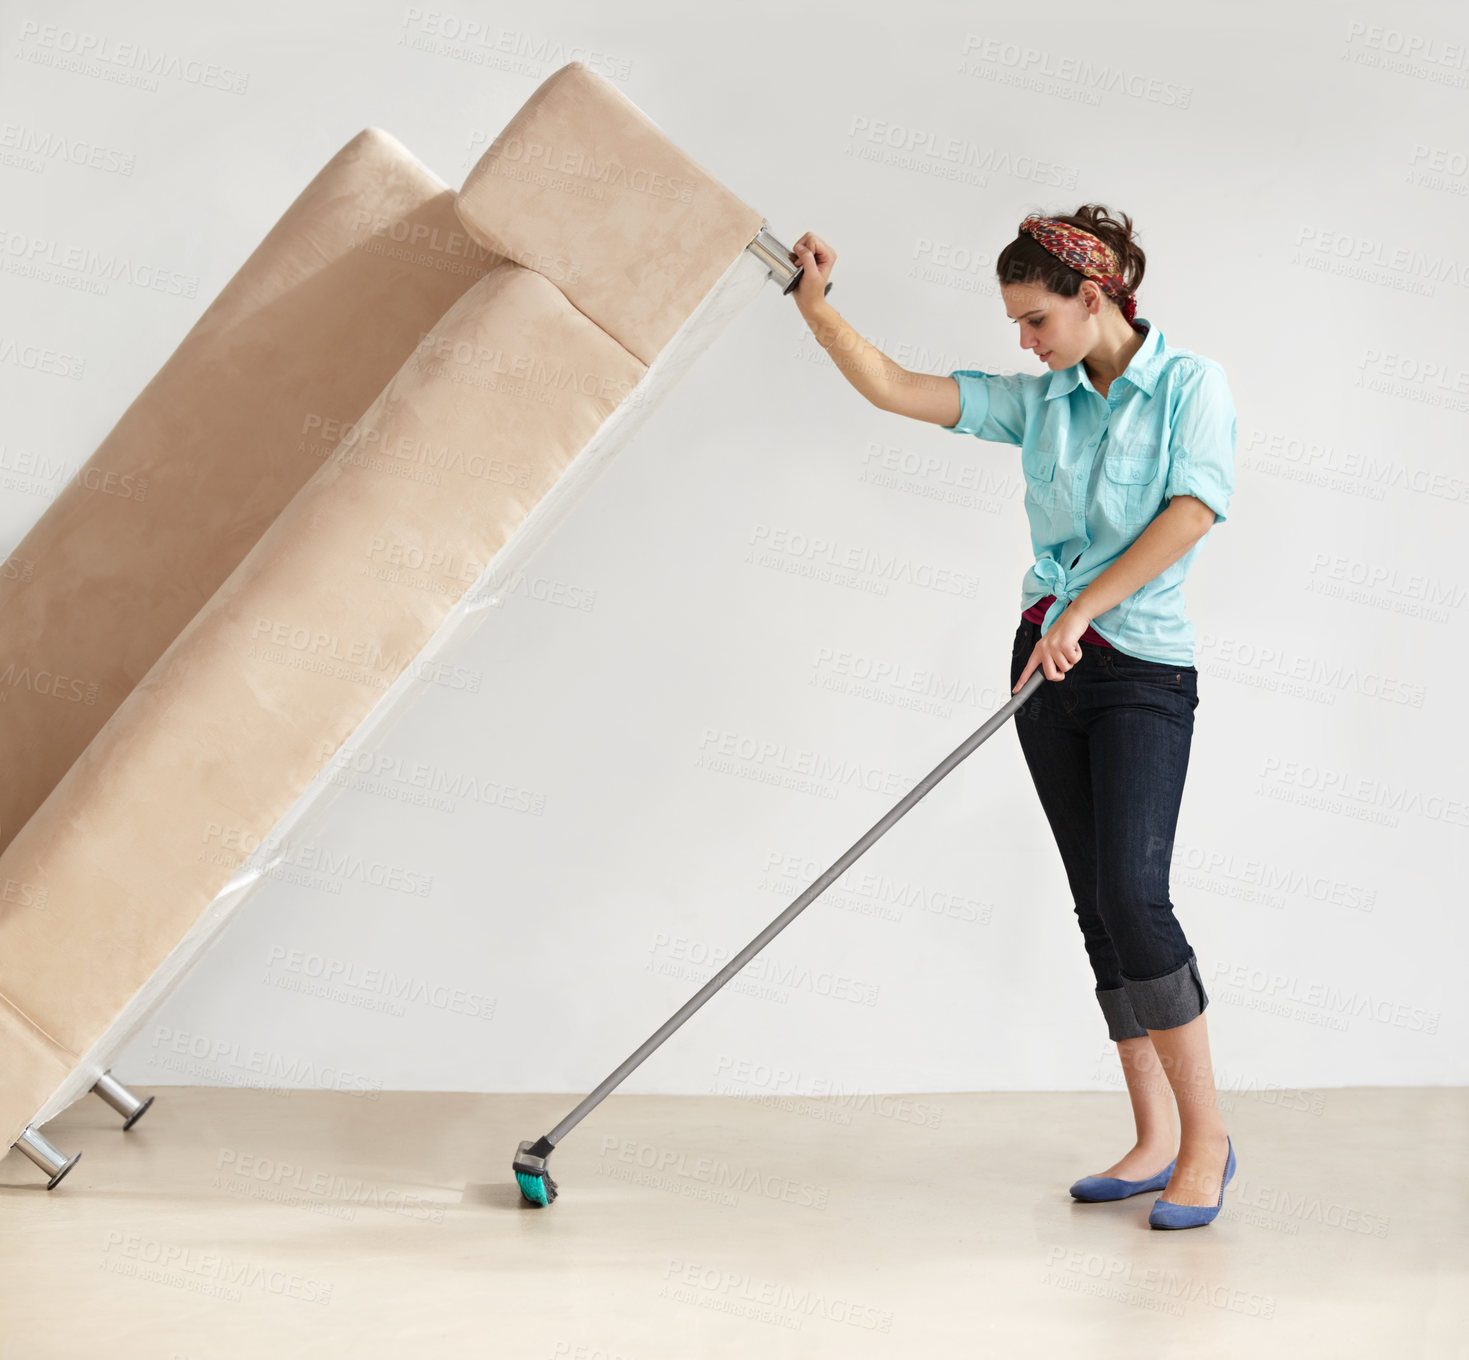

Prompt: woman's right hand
[789,232,835,310]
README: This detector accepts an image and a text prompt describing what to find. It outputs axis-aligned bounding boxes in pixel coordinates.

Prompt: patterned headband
[1017,214,1139,327]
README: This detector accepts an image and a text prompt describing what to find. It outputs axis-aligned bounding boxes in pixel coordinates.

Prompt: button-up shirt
[942,315,1236,665]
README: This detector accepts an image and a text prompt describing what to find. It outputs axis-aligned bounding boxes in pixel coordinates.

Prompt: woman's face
[1001,281,1095,369]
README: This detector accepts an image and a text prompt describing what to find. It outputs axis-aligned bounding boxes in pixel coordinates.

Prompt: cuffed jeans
[1009,615,1209,1041]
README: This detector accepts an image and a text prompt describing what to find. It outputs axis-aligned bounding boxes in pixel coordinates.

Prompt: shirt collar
[1044,316,1166,400]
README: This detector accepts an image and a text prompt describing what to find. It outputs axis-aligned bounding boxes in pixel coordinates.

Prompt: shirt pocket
[1101,442,1164,534]
[1021,445,1069,545]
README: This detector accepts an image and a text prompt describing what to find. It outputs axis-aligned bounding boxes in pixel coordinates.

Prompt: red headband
[1018,214,1139,328]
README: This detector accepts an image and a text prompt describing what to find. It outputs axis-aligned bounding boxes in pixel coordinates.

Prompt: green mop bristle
[514,1135,558,1205]
[516,1170,553,1206]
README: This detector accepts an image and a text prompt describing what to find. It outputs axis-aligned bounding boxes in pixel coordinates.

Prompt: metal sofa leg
[91,1070,155,1130]
[13,1126,82,1189]
[746,224,834,298]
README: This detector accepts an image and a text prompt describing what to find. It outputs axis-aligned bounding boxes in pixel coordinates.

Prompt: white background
[3,0,1464,1096]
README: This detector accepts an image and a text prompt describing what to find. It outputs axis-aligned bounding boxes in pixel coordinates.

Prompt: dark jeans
[1008,616,1209,1041]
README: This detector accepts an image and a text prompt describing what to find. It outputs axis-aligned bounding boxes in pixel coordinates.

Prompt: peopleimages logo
[148,1026,385,1096]
[647,932,881,1008]
[1258,753,1469,830]
[14,21,251,94]
[263,946,495,1021]
[1210,963,1440,1035]
[0,659,97,705]
[660,1258,894,1333]
[101,1231,330,1304]
[745,523,981,598]
[1042,1247,1276,1319]
[483,135,695,203]
[599,1135,830,1210]
[711,1055,947,1129]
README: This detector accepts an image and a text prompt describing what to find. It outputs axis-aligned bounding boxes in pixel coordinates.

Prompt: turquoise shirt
[942,315,1236,665]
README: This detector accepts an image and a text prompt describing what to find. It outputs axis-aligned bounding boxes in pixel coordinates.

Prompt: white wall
[3,0,1463,1096]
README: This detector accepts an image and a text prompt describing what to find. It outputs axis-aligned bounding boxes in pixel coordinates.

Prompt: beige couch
[0,61,785,1185]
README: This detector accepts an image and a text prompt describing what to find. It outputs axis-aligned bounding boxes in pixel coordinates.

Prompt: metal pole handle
[542,666,1046,1147]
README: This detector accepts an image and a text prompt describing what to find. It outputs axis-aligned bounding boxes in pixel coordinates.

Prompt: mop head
[516,1169,557,1205]
[514,1137,558,1206]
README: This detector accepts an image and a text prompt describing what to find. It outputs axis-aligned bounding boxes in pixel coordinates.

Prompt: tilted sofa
[0,60,807,1186]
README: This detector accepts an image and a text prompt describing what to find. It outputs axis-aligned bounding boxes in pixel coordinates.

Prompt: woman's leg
[1009,625,1174,1178]
[1114,1034,1179,1171]
[1144,1014,1230,1205]
[1086,655,1229,1206]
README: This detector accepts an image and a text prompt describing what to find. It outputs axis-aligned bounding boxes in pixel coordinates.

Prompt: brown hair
[995,204,1145,315]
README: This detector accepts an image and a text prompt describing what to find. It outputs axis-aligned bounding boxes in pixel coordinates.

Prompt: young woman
[787,206,1238,1230]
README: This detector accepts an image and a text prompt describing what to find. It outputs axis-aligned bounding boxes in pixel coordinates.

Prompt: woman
[787,206,1238,1230]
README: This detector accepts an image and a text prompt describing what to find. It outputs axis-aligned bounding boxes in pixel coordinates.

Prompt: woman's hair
[995,204,1146,314]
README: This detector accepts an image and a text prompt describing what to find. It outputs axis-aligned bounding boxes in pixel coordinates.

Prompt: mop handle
[542,666,1047,1147]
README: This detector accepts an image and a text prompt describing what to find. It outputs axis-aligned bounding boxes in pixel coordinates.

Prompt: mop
[513,668,1046,1205]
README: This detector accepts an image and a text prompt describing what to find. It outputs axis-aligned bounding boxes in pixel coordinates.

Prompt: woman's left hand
[1013,605,1092,692]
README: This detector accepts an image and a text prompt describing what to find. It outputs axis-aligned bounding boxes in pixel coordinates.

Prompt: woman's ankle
[1176,1123,1229,1147]
[1133,1131,1179,1156]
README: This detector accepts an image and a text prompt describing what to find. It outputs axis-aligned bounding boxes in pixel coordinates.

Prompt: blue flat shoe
[1069,1157,1176,1202]
[1148,1136,1236,1229]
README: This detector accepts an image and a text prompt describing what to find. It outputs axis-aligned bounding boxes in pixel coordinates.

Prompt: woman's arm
[790,234,960,426]
[1012,496,1216,691]
[1071,496,1216,623]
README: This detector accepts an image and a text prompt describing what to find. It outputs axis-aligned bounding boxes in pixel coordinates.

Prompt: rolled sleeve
[1165,361,1236,524]
[943,369,1028,445]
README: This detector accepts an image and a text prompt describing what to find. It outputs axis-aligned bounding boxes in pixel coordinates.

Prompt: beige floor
[1,1084,1465,1358]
